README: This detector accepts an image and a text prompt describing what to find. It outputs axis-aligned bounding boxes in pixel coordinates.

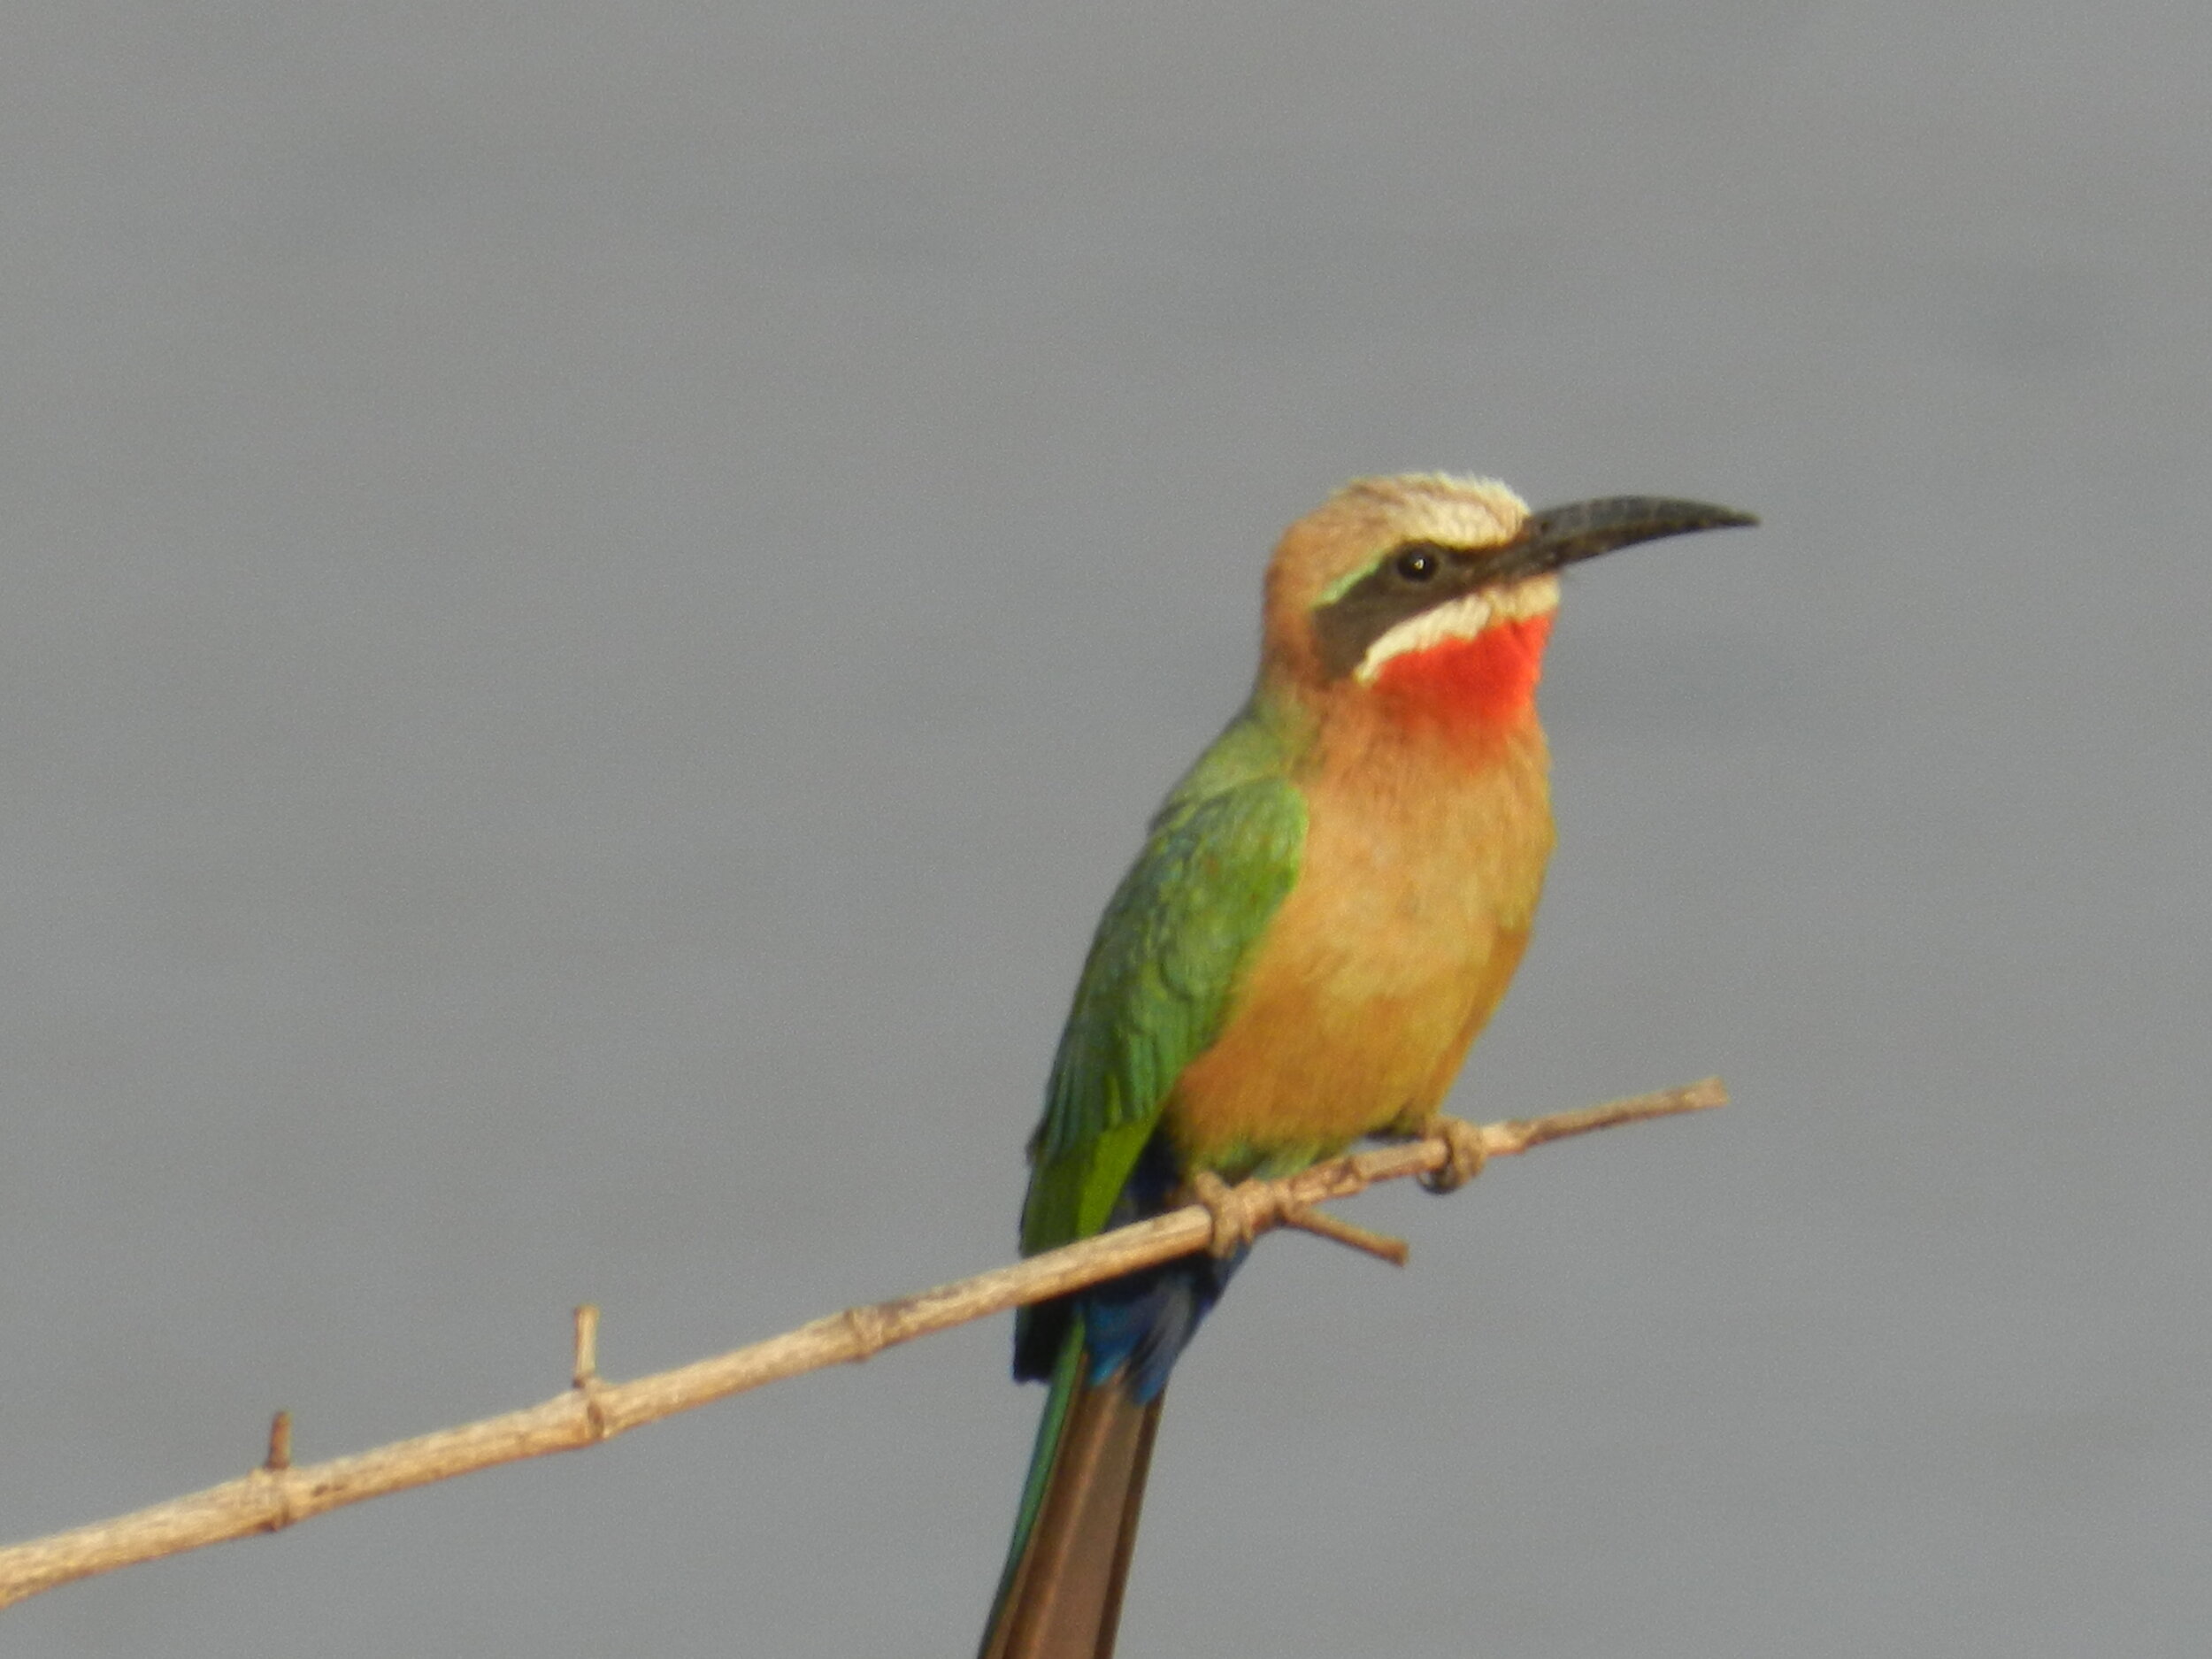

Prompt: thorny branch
[0,1078,1724,1609]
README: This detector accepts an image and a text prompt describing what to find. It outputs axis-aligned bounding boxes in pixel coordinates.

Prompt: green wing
[1020,711,1308,1257]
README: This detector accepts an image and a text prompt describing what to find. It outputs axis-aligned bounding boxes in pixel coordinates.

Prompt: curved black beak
[1492,496,1757,583]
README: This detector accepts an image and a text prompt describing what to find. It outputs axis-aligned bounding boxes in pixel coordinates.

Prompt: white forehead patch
[1336,473,1531,553]
[1379,478,1528,549]
[1353,574,1560,685]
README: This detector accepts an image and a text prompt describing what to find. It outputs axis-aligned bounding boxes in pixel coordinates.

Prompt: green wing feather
[1019,708,1308,1259]
[985,709,1308,1655]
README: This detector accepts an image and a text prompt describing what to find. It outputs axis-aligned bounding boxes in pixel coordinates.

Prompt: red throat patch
[1369,613,1554,740]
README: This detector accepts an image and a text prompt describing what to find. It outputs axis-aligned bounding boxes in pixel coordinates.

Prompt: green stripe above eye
[1314,555,1387,608]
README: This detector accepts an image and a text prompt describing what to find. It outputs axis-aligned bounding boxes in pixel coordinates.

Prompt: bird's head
[1263,473,1755,741]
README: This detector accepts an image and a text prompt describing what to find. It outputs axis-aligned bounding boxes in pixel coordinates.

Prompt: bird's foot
[1187,1170,1259,1258]
[1186,1171,1407,1264]
[1418,1115,1490,1194]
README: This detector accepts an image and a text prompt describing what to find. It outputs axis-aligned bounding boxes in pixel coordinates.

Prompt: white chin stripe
[1354,593,1490,683]
[1351,576,1559,685]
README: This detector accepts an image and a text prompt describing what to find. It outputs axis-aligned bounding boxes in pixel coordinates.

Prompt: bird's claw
[1419,1115,1490,1194]
[1187,1170,1257,1258]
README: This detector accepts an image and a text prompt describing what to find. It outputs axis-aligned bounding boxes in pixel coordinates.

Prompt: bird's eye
[1393,547,1440,582]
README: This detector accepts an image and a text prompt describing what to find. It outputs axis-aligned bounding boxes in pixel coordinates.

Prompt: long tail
[979,1324,1164,1659]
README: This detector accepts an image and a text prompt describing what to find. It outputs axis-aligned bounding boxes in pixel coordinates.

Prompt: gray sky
[4,4,2208,1655]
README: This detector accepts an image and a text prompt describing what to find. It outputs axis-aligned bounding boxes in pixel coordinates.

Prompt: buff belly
[1161,727,1552,1176]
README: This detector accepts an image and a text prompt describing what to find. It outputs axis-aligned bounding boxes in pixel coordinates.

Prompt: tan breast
[1164,718,1554,1174]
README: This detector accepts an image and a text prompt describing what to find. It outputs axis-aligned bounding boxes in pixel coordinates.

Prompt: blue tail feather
[1013,1131,1242,1400]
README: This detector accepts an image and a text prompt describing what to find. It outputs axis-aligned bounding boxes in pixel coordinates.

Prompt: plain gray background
[4,4,2208,1655]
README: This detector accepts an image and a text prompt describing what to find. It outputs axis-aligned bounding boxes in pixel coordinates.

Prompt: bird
[979,473,1755,1659]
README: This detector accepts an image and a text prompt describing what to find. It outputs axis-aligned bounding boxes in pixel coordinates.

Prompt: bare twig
[0,1078,1723,1609]
[1279,1202,1410,1265]
[262,1412,291,1474]
[572,1304,602,1390]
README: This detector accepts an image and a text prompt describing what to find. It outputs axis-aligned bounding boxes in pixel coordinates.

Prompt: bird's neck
[1355,614,1554,758]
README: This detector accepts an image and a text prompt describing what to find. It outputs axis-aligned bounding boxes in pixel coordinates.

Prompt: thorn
[264,1410,292,1472]
[572,1304,616,1440]
[572,1304,601,1389]
[1280,1202,1410,1267]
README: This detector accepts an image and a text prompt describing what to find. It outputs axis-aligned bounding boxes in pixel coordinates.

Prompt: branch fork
[1187,1166,1409,1265]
